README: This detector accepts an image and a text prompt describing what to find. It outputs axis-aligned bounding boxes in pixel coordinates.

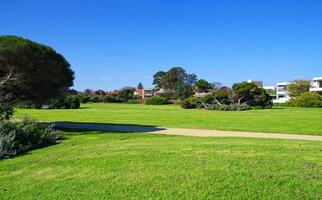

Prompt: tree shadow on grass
[53,121,166,133]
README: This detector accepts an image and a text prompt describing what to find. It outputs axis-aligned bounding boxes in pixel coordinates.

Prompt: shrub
[289,92,322,107]
[0,116,60,159]
[103,95,123,103]
[213,103,250,111]
[145,96,169,105]
[127,99,140,104]
[90,96,100,103]
[45,95,80,109]
[0,105,13,120]
[66,96,81,109]
[181,98,197,109]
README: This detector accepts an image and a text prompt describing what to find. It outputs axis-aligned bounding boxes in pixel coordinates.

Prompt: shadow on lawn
[53,122,166,133]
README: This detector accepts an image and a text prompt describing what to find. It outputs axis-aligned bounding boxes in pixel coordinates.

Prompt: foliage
[145,96,169,105]
[94,90,106,95]
[127,99,140,104]
[288,92,322,107]
[265,89,276,96]
[102,95,122,103]
[118,87,136,102]
[153,67,197,99]
[287,80,310,98]
[66,96,81,109]
[212,103,250,111]
[137,82,144,90]
[0,116,60,159]
[181,97,197,109]
[193,79,215,93]
[0,35,74,113]
[232,82,272,108]
[0,104,13,120]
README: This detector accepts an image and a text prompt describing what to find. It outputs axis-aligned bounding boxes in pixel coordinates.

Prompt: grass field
[15,103,322,135]
[1,131,321,199]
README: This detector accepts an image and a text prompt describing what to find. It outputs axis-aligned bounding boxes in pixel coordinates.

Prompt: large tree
[0,35,74,118]
[193,79,215,93]
[153,67,197,99]
[137,82,143,90]
[287,80,310,98]
[232,82,272,108]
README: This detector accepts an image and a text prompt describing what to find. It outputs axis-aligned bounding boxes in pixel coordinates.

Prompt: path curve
[54,122,322,142]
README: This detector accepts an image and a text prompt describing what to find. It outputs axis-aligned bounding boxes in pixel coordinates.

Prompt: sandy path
[54,122,322,142]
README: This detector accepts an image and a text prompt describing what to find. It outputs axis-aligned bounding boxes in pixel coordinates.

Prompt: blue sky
[1,0,322,90]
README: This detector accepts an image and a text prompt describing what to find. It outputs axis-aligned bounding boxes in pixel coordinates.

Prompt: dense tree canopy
[287,80,310,98]
[153,67,197,99]
[232,82,272,108]
[193,79,215,93]
[0,35,74,116]
[137,82,143,90]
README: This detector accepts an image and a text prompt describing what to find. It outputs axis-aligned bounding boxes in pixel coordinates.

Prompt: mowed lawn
[1,131,321,199]
[15,103,322,135]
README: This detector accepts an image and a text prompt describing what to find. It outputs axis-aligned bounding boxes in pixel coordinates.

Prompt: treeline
[77,87,141,104]
[181,82,272,111]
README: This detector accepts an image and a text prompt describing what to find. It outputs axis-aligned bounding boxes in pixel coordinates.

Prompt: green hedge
[145,96,170,105]
[289,92,322,107]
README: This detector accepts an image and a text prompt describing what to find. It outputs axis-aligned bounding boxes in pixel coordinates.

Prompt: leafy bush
[103,95,123,103]
[46,95,80,109]
[145,96,169,105]
[288,92,322,107]
[127,99,140,104]
[181,98,197,109]
[213,103,250,111]
[0,117,60,159]
[66,96,81,109]
[90,96,100,103]
[0,105,13,120]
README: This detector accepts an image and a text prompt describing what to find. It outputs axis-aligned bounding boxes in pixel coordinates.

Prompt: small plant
[145,96,169,105]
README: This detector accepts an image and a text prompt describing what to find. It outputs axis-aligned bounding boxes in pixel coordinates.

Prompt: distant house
[134,88,144,96]
[309,77,322,93]
[274,82,290,103]
[154,88,168,96]
[142,89,154,99]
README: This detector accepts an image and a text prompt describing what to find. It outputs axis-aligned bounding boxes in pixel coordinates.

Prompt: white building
[274,82,290,103]
[309,77,322,93]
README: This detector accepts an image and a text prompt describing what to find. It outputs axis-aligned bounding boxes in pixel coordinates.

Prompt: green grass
[15,103,322,135]
[1,131,321,199]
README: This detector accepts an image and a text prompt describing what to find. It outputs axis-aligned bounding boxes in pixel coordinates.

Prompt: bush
[103,95,123,103]
[181,98,197,109]
[0,105,13,120]
[90,96,100,103]
[0,116,60,159]
[127,99,140,104]
[213,103,250,111]
[289,92,322,107]
[65,96,80,109]
[145,96,169,105]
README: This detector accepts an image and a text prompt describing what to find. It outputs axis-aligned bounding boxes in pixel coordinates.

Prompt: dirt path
[54,122,322,142]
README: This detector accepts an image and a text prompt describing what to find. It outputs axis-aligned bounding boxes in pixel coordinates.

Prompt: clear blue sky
[1,0,322,90]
